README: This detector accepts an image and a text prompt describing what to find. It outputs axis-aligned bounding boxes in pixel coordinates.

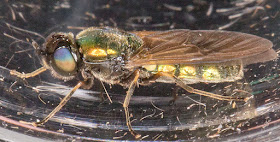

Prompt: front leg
[10,67,47,79]
[123,70,141,139]
[20,81,84,126]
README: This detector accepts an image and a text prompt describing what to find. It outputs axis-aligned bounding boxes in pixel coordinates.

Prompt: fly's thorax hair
[82,56,134,86]
[39,32,81,81]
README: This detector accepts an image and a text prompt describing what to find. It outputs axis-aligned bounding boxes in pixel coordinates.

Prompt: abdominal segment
[142,63,243,83]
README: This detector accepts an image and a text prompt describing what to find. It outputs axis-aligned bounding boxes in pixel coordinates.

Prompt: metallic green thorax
[76,27,143,62]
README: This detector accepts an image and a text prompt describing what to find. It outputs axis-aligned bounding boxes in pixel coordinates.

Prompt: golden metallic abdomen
[143,63,243,83]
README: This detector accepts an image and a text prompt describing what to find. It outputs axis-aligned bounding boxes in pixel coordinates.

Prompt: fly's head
[39,32,81,80]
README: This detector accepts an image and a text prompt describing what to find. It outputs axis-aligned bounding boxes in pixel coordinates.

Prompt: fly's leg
[160,72,248,102]
[10,67,47,78]
[123,70,141,139]
[98,81,105,102]
[169,86,180,105]
[25,81,84,126]
[141,73,180,104]
[139,73,162,85]
[100,81,112,103]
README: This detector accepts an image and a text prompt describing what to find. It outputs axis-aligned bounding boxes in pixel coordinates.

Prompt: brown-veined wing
[127,30,277,68]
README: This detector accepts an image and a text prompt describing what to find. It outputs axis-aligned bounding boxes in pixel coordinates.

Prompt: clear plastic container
[0,0,279,141]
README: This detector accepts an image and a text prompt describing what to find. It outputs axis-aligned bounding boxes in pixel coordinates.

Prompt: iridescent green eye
[53,47,76,73]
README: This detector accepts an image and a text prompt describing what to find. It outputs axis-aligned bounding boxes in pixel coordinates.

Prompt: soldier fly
[10,27,277,138]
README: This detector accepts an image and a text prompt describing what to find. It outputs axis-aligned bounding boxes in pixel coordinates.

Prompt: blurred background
[0,0,279,141]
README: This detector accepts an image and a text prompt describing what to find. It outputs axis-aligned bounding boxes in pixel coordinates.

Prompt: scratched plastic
[0,0,280,141]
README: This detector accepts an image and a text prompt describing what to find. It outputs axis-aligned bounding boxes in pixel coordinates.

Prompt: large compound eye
[53,47,76,73]
[44,32,79,80]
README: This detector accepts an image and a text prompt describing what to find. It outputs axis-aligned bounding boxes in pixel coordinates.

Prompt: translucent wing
[127,30,276,68]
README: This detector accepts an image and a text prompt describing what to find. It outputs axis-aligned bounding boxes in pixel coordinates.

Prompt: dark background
[0,0,279,141]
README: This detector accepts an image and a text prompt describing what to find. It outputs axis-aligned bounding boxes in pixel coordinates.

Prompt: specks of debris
[206,2,213,16]
[163,3,182,11]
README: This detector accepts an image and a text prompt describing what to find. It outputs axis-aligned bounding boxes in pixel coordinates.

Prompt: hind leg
[159,72,248,102]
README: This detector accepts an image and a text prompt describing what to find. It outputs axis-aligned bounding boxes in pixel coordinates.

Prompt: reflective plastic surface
[0,0,279,141]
